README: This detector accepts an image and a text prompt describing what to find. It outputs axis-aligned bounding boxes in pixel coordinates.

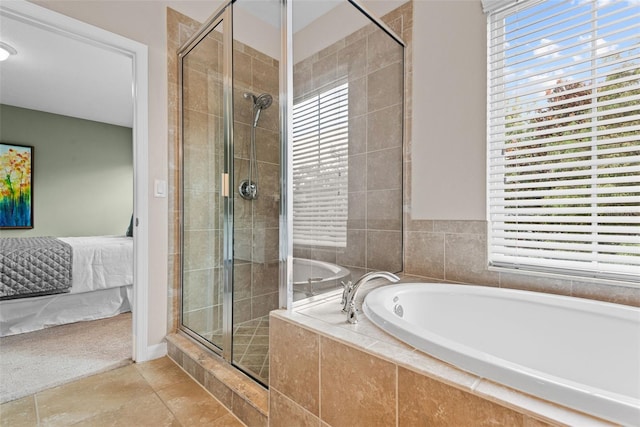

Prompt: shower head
[254,93,273,110]
[244,92,273,127]
[243,92,273,109]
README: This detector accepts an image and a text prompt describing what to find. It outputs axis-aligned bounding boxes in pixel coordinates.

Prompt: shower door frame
[177,1,235,361]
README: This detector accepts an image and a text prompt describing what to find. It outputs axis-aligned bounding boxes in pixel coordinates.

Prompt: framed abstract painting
[0,143,34,229]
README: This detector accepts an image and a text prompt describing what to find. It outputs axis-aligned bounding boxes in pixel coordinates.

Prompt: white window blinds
[292,83,349,247]
[487,0,640,282]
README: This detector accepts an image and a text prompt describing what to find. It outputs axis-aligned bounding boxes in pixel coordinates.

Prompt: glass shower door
[179,2,281,384]
[231,0,281,386]
[180,17,226,352]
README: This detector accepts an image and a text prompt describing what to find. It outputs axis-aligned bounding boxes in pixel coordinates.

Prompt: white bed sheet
[0,235,134,337]
[0,285,131,337]
[58,235,133,293]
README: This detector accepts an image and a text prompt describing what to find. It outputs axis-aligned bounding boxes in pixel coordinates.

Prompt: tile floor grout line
[148,384,185,427]
[134,364,183,426]
[34,393,41,427]
[258,315,270,382]
[239,315,269,384]
[164,358,247,427]
[203,316,270,385]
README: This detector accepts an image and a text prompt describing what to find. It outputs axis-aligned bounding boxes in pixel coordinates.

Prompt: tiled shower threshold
[166,332,269,426]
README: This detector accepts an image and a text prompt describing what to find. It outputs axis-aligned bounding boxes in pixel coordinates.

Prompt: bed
[0,235,133,337]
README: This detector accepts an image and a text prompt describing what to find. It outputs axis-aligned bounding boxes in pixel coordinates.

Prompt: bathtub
[363,283,640,426]
[292,258,350,300]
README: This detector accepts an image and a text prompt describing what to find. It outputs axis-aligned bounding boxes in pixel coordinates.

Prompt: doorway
[0,0,150,362]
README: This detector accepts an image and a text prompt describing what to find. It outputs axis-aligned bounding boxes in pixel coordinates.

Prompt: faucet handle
[346,300,359,324]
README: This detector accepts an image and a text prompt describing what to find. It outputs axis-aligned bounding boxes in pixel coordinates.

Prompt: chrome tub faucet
[341,271,400,324]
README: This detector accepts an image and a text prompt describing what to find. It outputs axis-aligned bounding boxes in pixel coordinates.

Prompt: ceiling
[0,0,404,129]
[0,9,134,128]
[236,0,343,32]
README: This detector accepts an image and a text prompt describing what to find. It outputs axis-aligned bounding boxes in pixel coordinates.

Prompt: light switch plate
[154,179,167,198]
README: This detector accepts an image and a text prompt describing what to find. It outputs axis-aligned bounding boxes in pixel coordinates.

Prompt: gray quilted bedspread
[0,237,73,300]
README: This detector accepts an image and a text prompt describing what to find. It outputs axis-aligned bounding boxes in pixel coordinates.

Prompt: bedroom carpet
[0,312,132,404]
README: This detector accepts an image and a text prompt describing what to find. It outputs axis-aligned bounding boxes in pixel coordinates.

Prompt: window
[487,0,640,282]
[292,83,349,247]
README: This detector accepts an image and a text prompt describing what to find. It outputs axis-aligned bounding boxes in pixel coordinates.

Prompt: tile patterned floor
[0,357,246,427]
[233,316,270,384]
[207,316,270,385]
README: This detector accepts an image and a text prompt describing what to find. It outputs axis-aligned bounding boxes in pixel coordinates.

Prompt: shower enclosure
[178,0,404,387]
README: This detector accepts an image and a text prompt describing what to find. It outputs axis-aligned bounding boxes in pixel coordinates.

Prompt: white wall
[411,0,486,220]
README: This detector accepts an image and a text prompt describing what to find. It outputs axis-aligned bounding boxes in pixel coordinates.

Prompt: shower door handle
[221,173,230,198]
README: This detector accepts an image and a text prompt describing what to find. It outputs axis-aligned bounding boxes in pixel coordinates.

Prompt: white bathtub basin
[363,283,640,426]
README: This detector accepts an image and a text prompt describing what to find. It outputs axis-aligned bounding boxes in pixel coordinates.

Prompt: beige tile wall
[404,218,640,306]
[269,318,319,415]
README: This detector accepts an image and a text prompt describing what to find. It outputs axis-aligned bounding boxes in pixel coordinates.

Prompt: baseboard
[137,342,167,362]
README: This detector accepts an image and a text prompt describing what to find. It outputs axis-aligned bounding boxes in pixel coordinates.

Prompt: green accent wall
[0,104,133,237]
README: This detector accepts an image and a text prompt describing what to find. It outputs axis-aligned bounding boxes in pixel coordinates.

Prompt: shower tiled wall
[292,3,410,278]
[232,41,280,324]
